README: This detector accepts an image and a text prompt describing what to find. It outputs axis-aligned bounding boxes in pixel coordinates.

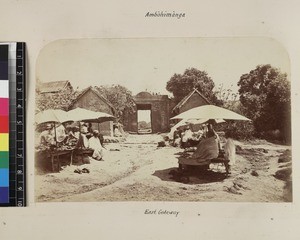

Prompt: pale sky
[36,38,290,96]
[138,110,151,123]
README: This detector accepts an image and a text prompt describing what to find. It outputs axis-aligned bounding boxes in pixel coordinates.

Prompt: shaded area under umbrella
[168,118,225,140]
[35,109,70,146]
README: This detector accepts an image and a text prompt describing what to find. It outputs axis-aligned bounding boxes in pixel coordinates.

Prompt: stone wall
[124,92,171,133]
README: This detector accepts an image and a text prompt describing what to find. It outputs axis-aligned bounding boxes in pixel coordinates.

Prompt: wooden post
[54,122,57,147]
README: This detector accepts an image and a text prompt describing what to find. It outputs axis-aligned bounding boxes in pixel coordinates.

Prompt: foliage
[238,64,291,143]
[223,121,255,140]
[138,121,151,129]
[213,101,255,140]
[214,84,238,104]
[95,84,135,124]
[166,68,222,105]
[35,87,78,113]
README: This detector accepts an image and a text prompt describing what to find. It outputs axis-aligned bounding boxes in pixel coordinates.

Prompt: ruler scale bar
[16,42,26,207]
[0,42,26,207]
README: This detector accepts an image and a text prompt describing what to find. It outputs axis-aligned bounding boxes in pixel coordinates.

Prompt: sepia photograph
[34,38,291,202]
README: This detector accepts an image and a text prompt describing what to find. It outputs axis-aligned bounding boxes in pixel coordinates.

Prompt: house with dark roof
[38,80,73,94]
[69,87,116,136]
[172,88,210,116]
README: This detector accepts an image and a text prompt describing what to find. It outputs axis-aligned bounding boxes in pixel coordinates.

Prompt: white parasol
[35,109,69,125]
[171,105,251,121]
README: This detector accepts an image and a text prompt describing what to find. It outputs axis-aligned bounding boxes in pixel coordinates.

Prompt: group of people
[173,120,236,172]
[39,122,106,161]
[172,123,220,149]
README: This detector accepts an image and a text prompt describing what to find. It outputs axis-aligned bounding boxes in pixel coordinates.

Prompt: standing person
[88,130,105,161]
[87,122,93,134]
[80,123,88,135]
[76,125,89,149]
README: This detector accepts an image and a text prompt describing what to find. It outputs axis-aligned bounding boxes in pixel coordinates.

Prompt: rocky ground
[35,134,292,202]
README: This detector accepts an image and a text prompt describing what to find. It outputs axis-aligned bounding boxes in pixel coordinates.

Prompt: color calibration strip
[0,42,26,207]
[0,44,9,203]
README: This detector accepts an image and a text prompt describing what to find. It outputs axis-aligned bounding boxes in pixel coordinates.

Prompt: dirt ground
[35,134,292,202]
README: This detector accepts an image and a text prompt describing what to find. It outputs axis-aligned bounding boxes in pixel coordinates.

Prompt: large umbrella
[35,109,69,146]
[67,108,115,123]
[171,105,251,121]
[35,109,68,125]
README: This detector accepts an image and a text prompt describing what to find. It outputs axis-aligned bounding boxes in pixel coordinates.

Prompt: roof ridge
[69,86,116,114]
[39,80,71,93]
[172,88,210,112]
[91,87,116,111]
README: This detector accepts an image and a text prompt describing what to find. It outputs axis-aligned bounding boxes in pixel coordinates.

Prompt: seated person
[178,124,219,167]
[88,130,105,161]
[206,123,221,151]
[196,127,204,140]
[73,127,80,139]
[114,126,122,137]
[173,128,179,143]
[173,133,181,147]
[188,130,203,147]
[39,124,55,146]
[65,126,80,145]
[181,126,193,148]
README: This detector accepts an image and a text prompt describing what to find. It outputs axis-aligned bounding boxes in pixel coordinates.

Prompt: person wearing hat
[39,123,55,146]
[88,130,105,161]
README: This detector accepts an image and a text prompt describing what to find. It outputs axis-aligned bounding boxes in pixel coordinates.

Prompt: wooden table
[36,147,94,172]
[48,149,74,172]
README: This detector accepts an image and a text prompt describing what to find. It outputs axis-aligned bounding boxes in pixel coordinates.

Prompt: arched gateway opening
[137,105,152,134]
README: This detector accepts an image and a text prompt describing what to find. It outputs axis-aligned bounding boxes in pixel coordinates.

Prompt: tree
[95,84,135,124]
[166,68,221,105]
[238,64,291,143]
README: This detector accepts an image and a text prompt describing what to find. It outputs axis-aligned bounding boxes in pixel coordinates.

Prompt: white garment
[55,125,66,143]
[81,134,89,148]
[39,130,55,145]
[182,129,193,142]
[88,136,104,159]
[114,128,122,137]
[81,125,88,134]
[74,131,80,139]
[224,138,236,165]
